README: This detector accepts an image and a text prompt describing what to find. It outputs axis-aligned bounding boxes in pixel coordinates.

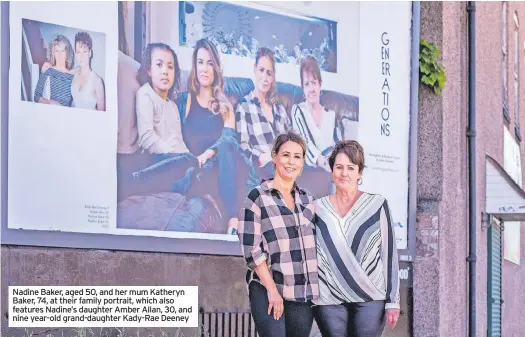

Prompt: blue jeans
[128,152,198,197]
[193,128,258,220]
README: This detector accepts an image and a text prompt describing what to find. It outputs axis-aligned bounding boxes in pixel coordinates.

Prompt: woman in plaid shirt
[237,131,319,337]
[235,47,292,180]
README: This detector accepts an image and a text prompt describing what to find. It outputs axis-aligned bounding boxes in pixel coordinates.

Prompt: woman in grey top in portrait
[312,140,400,337]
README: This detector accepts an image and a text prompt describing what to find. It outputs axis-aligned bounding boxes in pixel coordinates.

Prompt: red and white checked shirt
[237,179,319,302]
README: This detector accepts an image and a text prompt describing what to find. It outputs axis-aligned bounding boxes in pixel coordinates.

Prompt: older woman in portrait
[70,31,106,111]
[237,131,318,337]
[236,47,291,180]
[34,34,75,107]
[291,56,343,197]
[182,38,256,231]
[312,140,400,337]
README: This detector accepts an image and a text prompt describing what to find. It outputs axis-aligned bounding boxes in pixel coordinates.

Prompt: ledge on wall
[485,155,525,222]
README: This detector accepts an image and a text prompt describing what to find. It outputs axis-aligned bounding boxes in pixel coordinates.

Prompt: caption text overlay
[9,286,198,327]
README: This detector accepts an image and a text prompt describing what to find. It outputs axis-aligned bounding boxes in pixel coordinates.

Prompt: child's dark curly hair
[136,43,181,99]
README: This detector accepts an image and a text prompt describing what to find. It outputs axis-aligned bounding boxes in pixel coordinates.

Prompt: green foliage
[419,39,447,95]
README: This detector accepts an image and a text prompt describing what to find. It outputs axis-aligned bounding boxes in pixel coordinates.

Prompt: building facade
[414,2,525,337]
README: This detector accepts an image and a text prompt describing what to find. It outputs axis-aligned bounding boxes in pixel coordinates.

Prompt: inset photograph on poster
[20,18,106,111]
[8,1,118,234]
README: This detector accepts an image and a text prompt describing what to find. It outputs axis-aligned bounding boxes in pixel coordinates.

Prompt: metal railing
[199,307,258,337]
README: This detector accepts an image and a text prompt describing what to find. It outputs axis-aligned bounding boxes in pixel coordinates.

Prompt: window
[503,2,510,122]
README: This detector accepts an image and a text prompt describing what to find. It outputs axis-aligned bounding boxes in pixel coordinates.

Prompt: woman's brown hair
[188,38,232,121]
[328,140,365,173]
[255,47,277,105]
[272,130,307,158]
[300,56,322,87]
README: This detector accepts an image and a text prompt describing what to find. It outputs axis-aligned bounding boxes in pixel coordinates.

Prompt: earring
[357,178,363,185]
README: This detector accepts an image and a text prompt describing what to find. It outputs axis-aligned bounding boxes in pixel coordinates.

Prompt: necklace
[335,191,361,218]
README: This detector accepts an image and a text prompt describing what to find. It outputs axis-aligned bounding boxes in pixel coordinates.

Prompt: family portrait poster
[7,1,412,251]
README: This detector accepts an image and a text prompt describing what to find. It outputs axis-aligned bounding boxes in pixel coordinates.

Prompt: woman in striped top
[291,56,343,198]
[313,140,400,337]
[34,35,74,107]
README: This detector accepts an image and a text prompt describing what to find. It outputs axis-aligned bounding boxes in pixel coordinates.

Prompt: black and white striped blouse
[291,102,342,167]
[34,68,74,107]
[313,192,400,309]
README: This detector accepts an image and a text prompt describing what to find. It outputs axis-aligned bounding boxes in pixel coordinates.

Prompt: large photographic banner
[7,1,412,250]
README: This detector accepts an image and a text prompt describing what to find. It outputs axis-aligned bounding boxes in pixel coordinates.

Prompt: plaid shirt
[235,91,291,162]
[237,179,319,302]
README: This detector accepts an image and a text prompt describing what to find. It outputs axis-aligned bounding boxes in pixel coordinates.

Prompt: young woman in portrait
[182,38,256,231]
[70,32,106,111]
[34,34,75,107]
[235,47,291,180]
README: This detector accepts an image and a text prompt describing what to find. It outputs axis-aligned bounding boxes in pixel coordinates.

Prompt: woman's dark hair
[75,31,92,51]
[137,43,181,99]
[328,140,365,173]
[272,130,307,157]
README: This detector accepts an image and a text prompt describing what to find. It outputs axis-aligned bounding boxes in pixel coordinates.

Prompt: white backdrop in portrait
[8,2,118,233]
[145,1,359,96]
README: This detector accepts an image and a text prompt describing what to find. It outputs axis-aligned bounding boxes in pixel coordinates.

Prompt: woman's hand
[267,287,284,321]
[386,308,400,329]
[197,149,215,167]
[258,152,272,168]
[41,61,51,73]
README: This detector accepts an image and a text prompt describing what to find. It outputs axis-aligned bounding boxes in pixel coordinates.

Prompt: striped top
[34,68,74,107]
[313,192,400,309]
[291,102,342,167]
[237,179,319,302]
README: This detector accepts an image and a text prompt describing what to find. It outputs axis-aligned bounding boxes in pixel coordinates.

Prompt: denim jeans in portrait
[295,146,335,198]
[194,128,258,220]
[256,161,275,181]
[130,152,199,197]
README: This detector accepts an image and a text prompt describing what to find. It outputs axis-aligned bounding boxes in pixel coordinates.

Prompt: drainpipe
[466,2,476,337]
